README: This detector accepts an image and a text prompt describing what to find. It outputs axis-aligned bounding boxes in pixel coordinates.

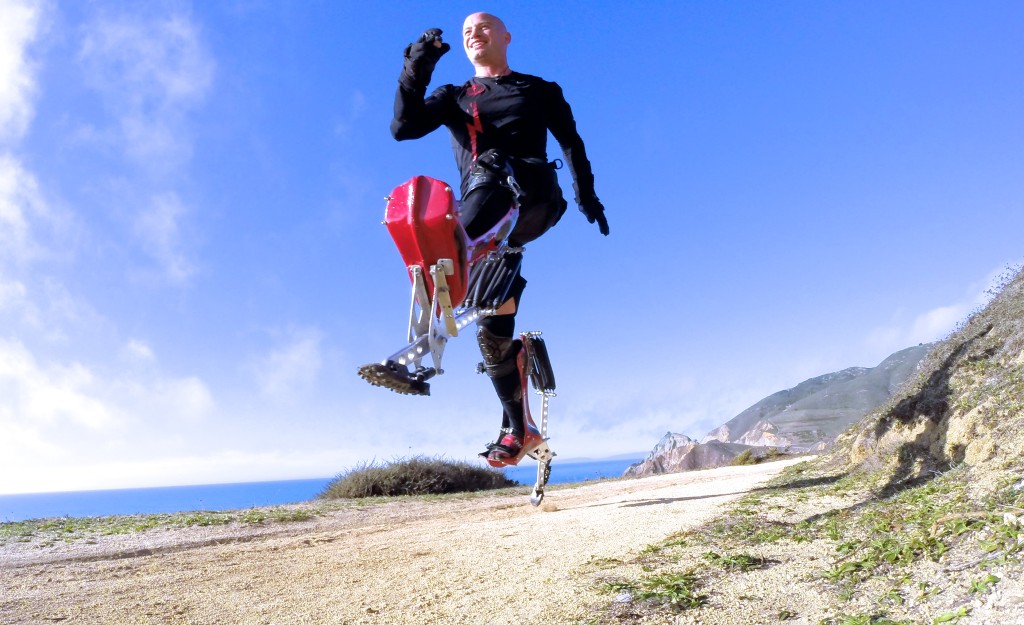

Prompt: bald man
[391,13,608,463]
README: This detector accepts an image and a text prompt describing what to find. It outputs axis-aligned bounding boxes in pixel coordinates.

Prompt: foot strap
[480,431,524,463]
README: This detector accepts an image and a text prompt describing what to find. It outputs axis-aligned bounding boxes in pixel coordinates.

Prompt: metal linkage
[522,331,556,506]
[359,245,527,396]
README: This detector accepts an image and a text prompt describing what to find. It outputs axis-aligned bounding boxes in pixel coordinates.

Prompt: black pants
[459,158,568,247]
[460,156,565,435]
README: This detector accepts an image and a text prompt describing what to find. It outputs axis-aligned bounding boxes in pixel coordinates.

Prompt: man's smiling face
[462,12,510,66]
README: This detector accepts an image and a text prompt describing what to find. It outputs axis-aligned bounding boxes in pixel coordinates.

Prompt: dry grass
[318,455,517,499]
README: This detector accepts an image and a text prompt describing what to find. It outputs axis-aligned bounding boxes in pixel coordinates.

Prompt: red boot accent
[486,432,523,464]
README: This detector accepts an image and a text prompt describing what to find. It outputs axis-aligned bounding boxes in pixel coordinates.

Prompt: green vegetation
[0,504,324,546]
[318,456,517,499]
[703,550,771,571]
[589,449,1023,623]
[732,449,757,465]
[604,571,708,611]
[731,447,791,466]
[818,615,916,625]
[1,457,520,546]
[593,454,1024,618]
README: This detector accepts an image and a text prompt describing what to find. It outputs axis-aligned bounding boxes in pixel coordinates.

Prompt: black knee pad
[477,313,515,338]
[476,325,520,378]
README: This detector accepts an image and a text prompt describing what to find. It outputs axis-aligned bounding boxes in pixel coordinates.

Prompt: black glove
[401,28,450,89]
[579,198,610,236]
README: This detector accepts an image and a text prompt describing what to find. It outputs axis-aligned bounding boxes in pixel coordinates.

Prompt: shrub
[319,456,518,499]
[732,449,756,466]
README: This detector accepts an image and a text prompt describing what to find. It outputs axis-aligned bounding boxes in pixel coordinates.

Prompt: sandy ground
[0,459,805,625]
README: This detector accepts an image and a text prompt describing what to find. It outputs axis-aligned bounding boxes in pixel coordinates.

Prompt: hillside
[827,265,1024,489]
[614,266,1024,623]
[704,343,932,450]
[627,343,931,477]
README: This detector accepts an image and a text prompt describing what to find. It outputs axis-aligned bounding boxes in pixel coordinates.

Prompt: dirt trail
[0,459,804,625]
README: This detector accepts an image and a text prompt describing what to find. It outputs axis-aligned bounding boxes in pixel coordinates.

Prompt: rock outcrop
[624,433,767,477]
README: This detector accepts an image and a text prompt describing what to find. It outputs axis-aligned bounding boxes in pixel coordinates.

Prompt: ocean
[0,457,642,523]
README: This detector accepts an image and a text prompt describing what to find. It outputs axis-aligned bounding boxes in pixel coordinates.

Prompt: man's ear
[505,32,512,44]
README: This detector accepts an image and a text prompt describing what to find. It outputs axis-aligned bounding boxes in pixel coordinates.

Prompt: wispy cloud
[132,191,196,284]
[0,0,43,143]
[115,372,214,424]
[0,274,104,344]
[0,3,225,495]
[78,11,214,170]
[75,7,215,285]
[0,336,217,493]
[0,338,117,431]
[865,265,1015,355]
[120,338,156,363]
[0,154,51,266]
[3,447,354,494]
[251,327,324,400]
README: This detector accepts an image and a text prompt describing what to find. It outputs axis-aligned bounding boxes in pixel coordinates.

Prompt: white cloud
[252,327,324,399]
[133,191,195,283]
[75,9,214,285]
[0,276,28,312]
[0,336,218,492]
[906,304,970,342]
[0,338,116,430]
[2,447,356,494]
[0,0,43,143]
[116,374,214,423]
[865,268,1006,356]
[0,154,47,265]
[121,338,155,362]
[78,10,214,169]
[1,276,105,345]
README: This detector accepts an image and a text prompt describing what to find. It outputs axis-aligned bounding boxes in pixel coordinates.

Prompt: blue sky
[1,0,1021,494]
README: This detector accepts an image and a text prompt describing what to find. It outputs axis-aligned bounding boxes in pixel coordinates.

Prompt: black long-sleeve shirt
[391,72,597,204]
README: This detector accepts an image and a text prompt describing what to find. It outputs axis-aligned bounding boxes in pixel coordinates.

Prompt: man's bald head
[463,12,512,76]
[464,12,507,31]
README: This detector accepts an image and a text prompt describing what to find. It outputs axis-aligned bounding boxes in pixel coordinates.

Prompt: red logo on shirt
[466,83,486,97]
[466,102,484,161]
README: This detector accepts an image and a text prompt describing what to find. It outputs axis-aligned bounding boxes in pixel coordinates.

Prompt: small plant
[732,449,756,466]
[604,571,708,611]
[826,518,844,541]
[968,574,999,594]
[820,615,914,625]
[877,588,904,606]
[931,606,969,624]
[238,507,315,524]
[916,582,941,599]
[179,512,234,527]
[703,550,770,571]
[582,555,624,570]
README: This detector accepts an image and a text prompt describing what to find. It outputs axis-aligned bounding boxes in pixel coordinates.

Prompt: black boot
[477,323,525,459]
[491,366,524,436]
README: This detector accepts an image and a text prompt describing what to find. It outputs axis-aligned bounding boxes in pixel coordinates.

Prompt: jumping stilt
[358,175,557,506]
